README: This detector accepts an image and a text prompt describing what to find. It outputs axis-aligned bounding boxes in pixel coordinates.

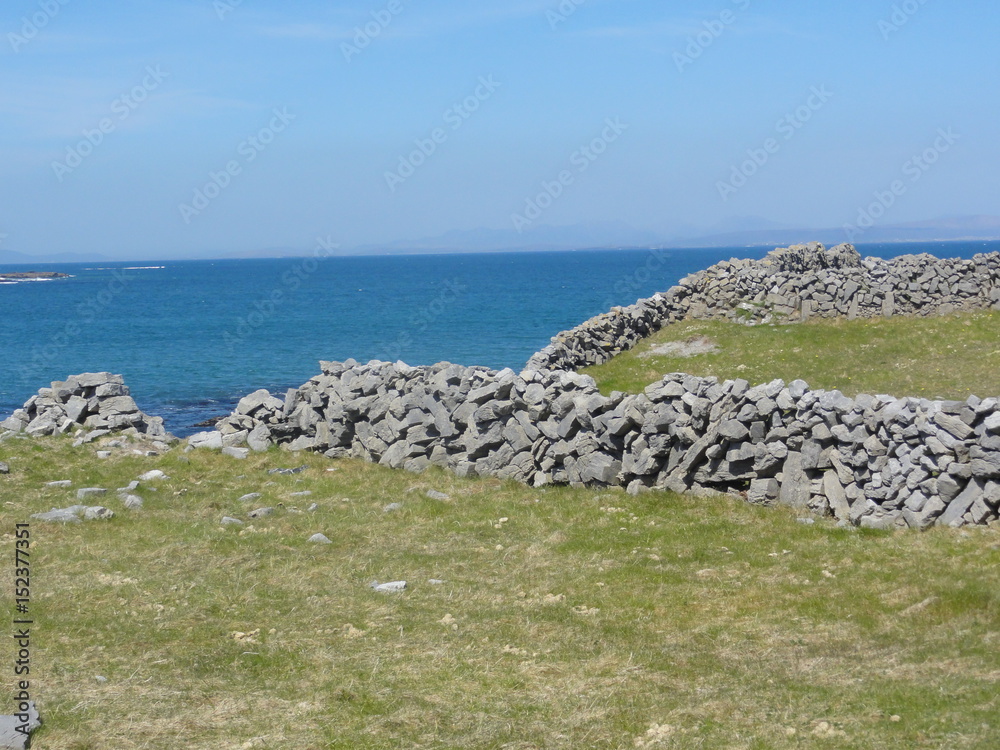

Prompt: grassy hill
[581,310,1000,400]
[2,435,998,748]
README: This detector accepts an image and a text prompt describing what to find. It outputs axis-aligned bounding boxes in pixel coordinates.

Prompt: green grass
[582,310,1000,399]
[2,436,999,748]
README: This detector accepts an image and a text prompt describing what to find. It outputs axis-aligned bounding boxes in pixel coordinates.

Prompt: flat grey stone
[777,452,810,509]
[30,509,82,524]
[238,493,262,503]
[222,446,249,460]
[0,462,9,474]
[96,451,112,459]
[188,431,224,449]
[267,466,308,475]
[970,450,1000,479]
[933,413,973,440]
[0,417,25,433]
[307,503,319,512]
[371,580,407,593]
[940,479,983,527]
[45,480,72,488]
[248,507,276,519]
[383,502,403,513]
[76,488,107,500]
[579,452,623,485]
[247,423,272,452]
[308,533,332,544]
[426,490,450,501]
[78,429,110,445]
[220,516,244,526]
[823,471,851,521]
[747,478,779,504]
[289,491,312,497]
[236,389,278,416]
[860,514,896,531]
[718,419,749,441]
[0,700,41,749]
[137,470,168,481]
[84,506,114,521]
[122,495,144,510]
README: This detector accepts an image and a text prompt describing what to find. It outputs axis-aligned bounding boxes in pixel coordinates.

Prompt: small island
[0,271,70,282]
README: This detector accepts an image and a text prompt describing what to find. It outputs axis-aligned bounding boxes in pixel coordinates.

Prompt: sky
[0,0,997,258]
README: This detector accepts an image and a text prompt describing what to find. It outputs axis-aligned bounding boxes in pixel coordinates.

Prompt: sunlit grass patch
[583,310,1000,399]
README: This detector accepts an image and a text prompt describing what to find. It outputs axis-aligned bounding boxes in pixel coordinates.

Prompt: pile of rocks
[187,389,285,452]
[528,243,1000,371]
[0,373,169,440]
[204,359,1000,529]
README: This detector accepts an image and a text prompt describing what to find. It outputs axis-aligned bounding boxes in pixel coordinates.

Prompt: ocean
[2,241,997,435]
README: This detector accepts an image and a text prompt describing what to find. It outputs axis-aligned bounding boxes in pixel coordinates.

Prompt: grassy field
[1,436,999,748]
[582,310,1000,399]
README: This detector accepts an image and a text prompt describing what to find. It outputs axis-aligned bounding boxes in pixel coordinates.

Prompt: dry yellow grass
[1,436,998,748]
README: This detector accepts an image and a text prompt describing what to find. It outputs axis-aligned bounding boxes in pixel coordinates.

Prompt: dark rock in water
[0,271,69,280]
[192,415,228,428]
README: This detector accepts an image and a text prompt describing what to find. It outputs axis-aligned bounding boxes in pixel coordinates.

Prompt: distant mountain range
[674,215,1000,248]
[3,216,999,264]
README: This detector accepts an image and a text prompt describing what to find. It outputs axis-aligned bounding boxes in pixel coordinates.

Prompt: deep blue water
[2,241,997,435]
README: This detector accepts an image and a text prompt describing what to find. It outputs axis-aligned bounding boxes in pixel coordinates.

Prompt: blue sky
[0,0,997,257]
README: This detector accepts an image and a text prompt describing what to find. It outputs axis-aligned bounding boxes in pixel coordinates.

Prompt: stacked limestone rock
[208,389,286,451]
[528,243,1000,372]
[0,373,169,440]
[208,359,1000,529]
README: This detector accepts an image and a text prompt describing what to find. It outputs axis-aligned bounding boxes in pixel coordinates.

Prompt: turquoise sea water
[2,241,997,434]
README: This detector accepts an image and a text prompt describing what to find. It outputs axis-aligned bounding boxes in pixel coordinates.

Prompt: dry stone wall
[0,373,170,442]
[7,244,1000,530]
[527,242,1000,372]
[210,358,1000,529]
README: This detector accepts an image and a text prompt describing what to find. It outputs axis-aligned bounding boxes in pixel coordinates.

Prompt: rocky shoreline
[3,243,1000,530]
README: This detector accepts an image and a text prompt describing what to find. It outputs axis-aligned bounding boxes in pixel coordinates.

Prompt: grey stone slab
[939,479,984,527]
[0,701,40,750]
